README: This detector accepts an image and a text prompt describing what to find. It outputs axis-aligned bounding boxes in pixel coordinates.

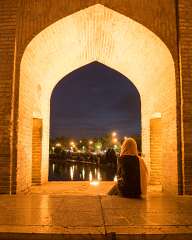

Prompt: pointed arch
[18,4,177,193]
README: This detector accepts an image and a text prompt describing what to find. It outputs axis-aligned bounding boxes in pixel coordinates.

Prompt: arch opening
[18,4,177,194]
[48,61,141,184]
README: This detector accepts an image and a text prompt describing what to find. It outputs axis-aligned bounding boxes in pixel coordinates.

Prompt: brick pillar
[32,118,43,185]
[0,1,17,193]
[150,117,162,186]
[177,0,192,194]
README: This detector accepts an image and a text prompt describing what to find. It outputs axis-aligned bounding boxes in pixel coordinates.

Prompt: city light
[112,138,118,143]
[89,140,93,145]
[112,131,117,137]
[55,142,61,147]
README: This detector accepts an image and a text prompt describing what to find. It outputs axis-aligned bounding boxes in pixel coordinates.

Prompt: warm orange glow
[97,171,101,181]
[18,4,177,192]
[89,171,93,181]
[112,132,117,137]
[55,143,61,147]
[90,180,100,186]
[113,138,118,143]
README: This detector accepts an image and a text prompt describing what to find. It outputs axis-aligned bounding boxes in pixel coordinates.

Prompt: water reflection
[97,171,101,181]
[70,165,74,180]
[82,168,85,180]
[113,175,117,182]
[89,171,93,181]
[52,163,55,173]
[49,161,116,181]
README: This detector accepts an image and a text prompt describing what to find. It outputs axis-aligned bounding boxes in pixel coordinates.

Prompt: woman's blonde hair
[120,137,138,156]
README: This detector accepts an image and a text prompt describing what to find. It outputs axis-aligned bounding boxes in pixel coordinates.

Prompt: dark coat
[117,155,141,197]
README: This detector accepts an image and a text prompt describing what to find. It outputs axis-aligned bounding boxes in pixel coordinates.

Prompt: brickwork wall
[32,118,42,185]
[150,118,162,186]
[178,0,192,194]
[1,0,189,195]
[0,0,17,193]
[17,3,177,194]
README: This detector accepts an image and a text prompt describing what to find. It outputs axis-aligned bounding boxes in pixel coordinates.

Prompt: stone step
[1,230,192,240]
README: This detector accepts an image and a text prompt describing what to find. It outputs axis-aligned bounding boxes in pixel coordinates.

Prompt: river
[49,160,116,181]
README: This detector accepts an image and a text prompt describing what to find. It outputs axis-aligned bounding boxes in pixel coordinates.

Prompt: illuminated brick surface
[0,0,191,195]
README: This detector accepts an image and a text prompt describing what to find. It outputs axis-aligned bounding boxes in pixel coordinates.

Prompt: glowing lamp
[90,181,99,186]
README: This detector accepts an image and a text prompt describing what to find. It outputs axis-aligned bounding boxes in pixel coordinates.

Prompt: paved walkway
[30,181,114,195]
[0,183,192,239]
[30,181,162,195]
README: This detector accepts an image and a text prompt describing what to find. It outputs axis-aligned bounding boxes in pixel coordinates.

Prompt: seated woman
[108,137,148,198]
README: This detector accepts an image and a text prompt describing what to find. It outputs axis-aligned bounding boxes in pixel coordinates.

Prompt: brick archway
[17,4,177,193]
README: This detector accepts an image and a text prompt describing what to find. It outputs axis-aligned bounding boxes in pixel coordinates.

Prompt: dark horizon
[50,61,141,139]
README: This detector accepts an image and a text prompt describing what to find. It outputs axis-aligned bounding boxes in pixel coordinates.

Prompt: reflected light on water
[52,163,55,173]
[82,168,85,180]
[114,175,117,182]
[49,162,116,181]
[89,171,93,181]
[70,165,75,180]
[97,171,101,181]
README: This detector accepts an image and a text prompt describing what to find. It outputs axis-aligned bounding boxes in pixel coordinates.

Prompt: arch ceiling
[21,4,174,96]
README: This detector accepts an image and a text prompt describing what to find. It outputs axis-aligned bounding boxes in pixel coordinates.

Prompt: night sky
[50,62,141,139]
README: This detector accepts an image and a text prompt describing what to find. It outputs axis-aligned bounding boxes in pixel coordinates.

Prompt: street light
[70,141,76,148]
[89,140,93,145]
[55,142,61,147]
[112,131,117,137]
[70,141,76,152]
[82,146,85,152]
[112,137,118,143]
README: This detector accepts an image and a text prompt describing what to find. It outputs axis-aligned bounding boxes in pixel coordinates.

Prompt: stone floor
[30,181,163,195]
[30,181,114,195]
[0,182,192,239]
